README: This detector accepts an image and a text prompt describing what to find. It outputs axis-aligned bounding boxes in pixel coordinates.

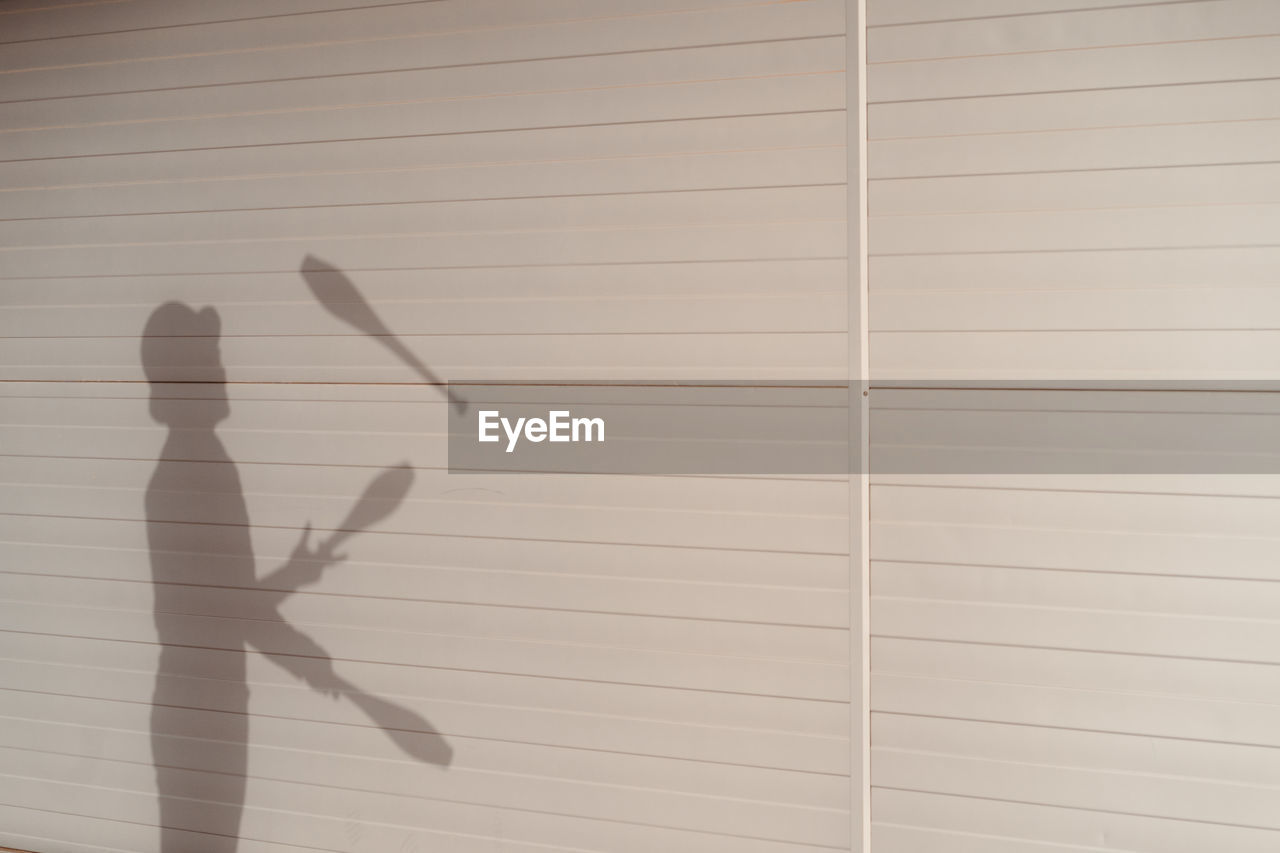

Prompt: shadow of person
[142,302,450,852]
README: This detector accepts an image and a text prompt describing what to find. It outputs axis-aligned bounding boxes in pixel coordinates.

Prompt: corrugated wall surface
[0,2,853,851]
[867,1,1280,851]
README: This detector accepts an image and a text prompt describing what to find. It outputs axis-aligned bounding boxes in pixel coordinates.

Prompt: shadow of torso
[147,429,252,852]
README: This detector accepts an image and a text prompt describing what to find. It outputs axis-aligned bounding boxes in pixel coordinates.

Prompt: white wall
[0,2,855,851]
[867,1,1280,851]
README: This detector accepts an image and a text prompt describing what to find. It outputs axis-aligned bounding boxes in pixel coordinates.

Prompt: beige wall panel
[870,329,1280,377]
[874,789,1280,853]
[1,0,854,850]
[872,517,1280,581]
[0,221,845,280]
[0,653,849,773]
[870,0,1280,61]
[875,637,1280,709]
[871,164,1280,215]
[873,673,1280,747]
[1,2,845,97]
[1,147,847,219]
[874,562,1280,622]
[5,482,847,552]
[872,203,1280,253]
[866,0,1184,26]
[1,73,843,159]
[1,0,794,46]
[0,717,851,845]
[871,484,1280,539]
[2,574,846,663]
[0,331,848,380]
[875,596,1280,663]
[871,36,1280,101]
[870,77,1280,138]
[0,38,846,130]
[0,452,848,517]
[871,247,1280,291]
[4,538,846,624]
[1,508,848,588]
[4,287,847,335]
[0,688,847,804]
[880,703,1280,787]
[871,120,1280,178]
[0,185,845,246]
[874,286,1280,330]
[867,0,1280,848]
[0,765,841,853]
[0,112,845,189]
[874,747,1280,830]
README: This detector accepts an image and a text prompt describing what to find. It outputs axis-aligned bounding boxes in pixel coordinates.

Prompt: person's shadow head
[141,301,229,429]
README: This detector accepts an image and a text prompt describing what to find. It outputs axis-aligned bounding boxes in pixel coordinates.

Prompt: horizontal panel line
[0,742,850,820]
[871,115,1280,144]
[0,686,849,767]
[0,183,848,224]
[0,824,177,853]
[867,284,1274,294]
[0,378,848,387]
[0,796,464,853]
[0,144,844,193]
[0,256,846,280]
[0,331,847,341]
[0,631,852,702]
[868,821,1114,853]
[0,0,450,47]
[0,654,849,741]
[0,0,130,18]
[870,404,1280,415]
[0,570,849,624]
[879,743,1280,796]
[873,593,1280,626]
[0,743,847,796]
[870,243,1280,256]
[0,34,845,100]
[868,158,1280,180]
[870,476,1280,493]
[0,511,849,557]
[872,327,1280,333]
[0,799,300,850]
[0,787,599,853]
[871,557,1280,583]
[868,31,1280,67]
[871,710,1280,752]
[0,763,852,853]
[869,72,1280,106]
[872,198,1280,218]
[865,384,1280,393]
[0,452,846,485]
[3,69,843,135]
[0,108,846,166]
[0,290,846,306]
[4,484,846,520]
[872,633,1280,668]
[0,598,849,670]
[865,0,1208,30]
[869,785,1280,834]
[0,217,846,250]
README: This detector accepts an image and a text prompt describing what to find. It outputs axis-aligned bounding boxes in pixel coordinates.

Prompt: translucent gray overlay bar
[447,381,1280,474]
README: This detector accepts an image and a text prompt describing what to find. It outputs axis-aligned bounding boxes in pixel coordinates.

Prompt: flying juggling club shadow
[299,255,467,414]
